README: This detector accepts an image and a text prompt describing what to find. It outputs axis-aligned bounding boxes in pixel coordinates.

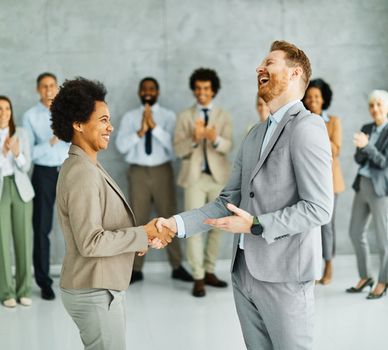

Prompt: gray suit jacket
[352,122,388,197]
[0,127,34,203]
[180,102,333,282]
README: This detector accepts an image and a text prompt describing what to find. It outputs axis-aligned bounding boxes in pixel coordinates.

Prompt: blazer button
[249,192,254,198]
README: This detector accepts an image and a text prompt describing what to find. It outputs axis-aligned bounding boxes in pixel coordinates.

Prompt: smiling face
[0,99,12,129]
[193,80,214,106]
[304,87,324,115]
[256,50,291,103]
[75,101,113,157]
[139,80,159,106]
[37,76,58,107]
[369,98,388,126]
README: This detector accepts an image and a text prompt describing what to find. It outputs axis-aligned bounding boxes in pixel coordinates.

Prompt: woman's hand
[9,136,20,157]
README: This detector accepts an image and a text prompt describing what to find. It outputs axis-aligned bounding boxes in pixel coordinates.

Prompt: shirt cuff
[173,215,186,238]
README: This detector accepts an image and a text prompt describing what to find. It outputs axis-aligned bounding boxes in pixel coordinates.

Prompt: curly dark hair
[189,68,221,96]
[304,78,333,110]
[50,77,107,142]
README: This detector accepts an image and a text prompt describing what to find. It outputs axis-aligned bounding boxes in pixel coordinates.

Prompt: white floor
[0,255,387,350]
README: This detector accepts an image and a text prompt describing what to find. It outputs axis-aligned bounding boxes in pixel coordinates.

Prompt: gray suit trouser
[349,176,388,283]
[232,249,314,350]
[61,288,126,350]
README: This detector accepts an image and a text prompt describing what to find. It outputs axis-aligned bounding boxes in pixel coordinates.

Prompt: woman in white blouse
[0,96,34,308]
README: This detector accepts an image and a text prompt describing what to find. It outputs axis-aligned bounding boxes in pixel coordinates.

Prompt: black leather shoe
[204,273,228,288]
[172,265,193,282]
[192,279,206,297]
[130,271,143,284]
[41,287,55,300]
[346,278,374,293]
[367,285,388,300]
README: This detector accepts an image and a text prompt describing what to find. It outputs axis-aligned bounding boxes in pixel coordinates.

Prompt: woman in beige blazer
[0,96,34,308]
[50,78,173,350]
[303,79,345,285]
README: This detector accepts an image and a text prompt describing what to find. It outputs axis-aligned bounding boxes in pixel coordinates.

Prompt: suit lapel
[375,124,388,150]
[97,164,137,223]
[249,102,303,182]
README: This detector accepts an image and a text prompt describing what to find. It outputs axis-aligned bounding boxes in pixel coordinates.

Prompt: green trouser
[0,176,33,301]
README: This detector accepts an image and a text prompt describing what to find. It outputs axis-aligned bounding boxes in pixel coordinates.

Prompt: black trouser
[32,165,59,289]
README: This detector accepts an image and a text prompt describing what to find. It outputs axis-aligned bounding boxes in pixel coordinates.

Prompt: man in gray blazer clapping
[158,40,333,350]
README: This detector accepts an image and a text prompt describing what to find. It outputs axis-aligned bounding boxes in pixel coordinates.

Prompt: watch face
[251,224,263,236]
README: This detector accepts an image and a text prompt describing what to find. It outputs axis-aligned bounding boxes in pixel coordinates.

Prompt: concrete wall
[1,0,388,265]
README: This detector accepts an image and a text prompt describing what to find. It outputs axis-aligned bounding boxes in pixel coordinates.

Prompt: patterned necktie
[202,108,211,174]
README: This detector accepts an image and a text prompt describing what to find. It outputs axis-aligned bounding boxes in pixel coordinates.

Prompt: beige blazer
[56,145,148,291]
[174,105,232,188]
[326,115,345,193]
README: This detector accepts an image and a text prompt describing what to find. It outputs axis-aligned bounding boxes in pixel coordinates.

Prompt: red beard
[258,69,288,103]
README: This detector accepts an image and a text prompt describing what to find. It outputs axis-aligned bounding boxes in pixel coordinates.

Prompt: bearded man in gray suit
[157,40,333,350]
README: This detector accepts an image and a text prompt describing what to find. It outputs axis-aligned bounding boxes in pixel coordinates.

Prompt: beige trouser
[128,162,182,271]
[184,173,224,280]
[61,288,126,350]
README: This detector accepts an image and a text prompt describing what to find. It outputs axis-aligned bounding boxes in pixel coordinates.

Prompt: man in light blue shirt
[22,72,69,301]
[116,77,192,284]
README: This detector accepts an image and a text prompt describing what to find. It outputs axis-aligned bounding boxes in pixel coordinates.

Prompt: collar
[38,101,50,112]
[375,120,388,133]
[269,100,300,124]
[197,102,213,112]
[140,103,160,113]
[321,111,330,123]
[68,144,99,166]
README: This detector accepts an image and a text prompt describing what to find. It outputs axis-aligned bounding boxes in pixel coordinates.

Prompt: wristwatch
[250,216,264,236]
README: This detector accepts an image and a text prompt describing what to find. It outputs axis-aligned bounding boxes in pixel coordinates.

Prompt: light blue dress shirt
[22,102,70,166]
[115,103,175,166]
[358,120,388,178]
[175,100,300,242]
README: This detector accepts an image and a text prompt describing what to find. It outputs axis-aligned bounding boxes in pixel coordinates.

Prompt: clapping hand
[353,132,369,148]
[205,126,217,143]
[2,136,20,157]
[137,103,156,138]
[193,119,206,143]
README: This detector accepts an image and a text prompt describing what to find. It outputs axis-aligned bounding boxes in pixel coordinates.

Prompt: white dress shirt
[0,127,26,176]
[115,103,176,167]
[22,102,69,166]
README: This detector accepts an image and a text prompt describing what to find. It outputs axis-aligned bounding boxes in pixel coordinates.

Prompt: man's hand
[204,203,253,233]
[353,132,369,148]
[144,218,175,246]
[144,103,156,129]
[193,119,205,143]
[137,112,149,138]
[205,126,217,143]
[156,217,178,234]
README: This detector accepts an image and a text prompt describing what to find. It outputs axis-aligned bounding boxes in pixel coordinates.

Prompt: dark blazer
[352,122,388,197]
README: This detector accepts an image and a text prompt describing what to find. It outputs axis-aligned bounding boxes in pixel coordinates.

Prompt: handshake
[139,217,179,256]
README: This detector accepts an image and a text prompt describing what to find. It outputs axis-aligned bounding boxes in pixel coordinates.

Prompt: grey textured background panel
[1,0,387,264]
